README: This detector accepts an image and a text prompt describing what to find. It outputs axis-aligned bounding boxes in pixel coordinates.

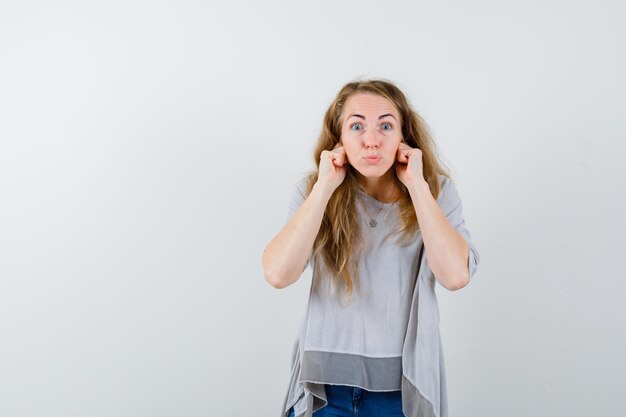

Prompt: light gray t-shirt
[286,178,422,391]
[281,174,480,417]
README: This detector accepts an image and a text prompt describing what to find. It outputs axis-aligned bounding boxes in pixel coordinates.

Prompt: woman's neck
[356,172,400,203]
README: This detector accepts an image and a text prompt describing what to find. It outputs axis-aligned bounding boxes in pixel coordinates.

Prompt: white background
[1,1,625,416]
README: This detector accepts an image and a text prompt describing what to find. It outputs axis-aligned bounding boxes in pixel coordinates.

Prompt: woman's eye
[350,123,392,132]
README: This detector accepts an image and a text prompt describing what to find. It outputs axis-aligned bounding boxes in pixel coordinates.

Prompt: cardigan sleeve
[285,176,314,272]
[436,175,481,280]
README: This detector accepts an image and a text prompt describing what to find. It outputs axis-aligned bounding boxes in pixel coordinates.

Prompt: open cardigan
[280,174,480,417]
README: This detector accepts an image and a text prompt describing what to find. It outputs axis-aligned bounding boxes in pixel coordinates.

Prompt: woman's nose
[364,130,380,148]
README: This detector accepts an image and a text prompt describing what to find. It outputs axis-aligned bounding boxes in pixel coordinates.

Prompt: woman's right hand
[317,143,347,192]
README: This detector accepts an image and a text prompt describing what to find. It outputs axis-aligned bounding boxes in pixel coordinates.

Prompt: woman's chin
[354,165,393,178]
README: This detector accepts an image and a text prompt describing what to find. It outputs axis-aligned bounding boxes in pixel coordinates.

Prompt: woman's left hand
[395,142,425,188]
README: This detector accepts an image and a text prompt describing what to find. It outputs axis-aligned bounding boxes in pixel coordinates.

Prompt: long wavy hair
[300,78,450,300]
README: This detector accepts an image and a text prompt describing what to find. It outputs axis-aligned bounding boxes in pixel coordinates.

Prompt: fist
[395,142,424,187]
[318,142,348,192]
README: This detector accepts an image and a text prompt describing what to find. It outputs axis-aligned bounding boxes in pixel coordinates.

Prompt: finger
[331,148,346,163]
[322,150,335,164]
[323,149,339,164]
[396,147,407,163]
[332,153,345,166]
[325,149,340,158]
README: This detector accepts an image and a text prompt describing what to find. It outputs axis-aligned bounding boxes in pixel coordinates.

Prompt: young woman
[262,79,480,417]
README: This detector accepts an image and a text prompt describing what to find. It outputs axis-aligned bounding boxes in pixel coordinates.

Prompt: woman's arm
[396,145,479,291]
[408,178,472,291]
[262,181,333,289]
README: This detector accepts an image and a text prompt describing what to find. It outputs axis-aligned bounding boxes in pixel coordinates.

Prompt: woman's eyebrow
[348,113,397,120]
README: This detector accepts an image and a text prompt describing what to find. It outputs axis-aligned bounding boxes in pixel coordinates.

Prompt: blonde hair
[300,78,450,299]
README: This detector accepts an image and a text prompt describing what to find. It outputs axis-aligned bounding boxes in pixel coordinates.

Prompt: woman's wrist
[313,180,336,200]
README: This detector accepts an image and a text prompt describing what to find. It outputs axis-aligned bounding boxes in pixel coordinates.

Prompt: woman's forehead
[342,93,400,121]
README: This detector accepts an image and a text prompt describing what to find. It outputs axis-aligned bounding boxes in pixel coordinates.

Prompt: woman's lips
[364,156,381,164]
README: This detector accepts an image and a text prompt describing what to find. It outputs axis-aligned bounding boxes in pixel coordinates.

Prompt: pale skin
[262,93,470,290]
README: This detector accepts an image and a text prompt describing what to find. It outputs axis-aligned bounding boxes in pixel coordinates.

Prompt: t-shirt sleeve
[285,177,314,272]
[285,177,308,223]
[437,175,480,280]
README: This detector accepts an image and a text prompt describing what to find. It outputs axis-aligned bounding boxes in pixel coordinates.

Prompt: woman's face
[340,93,403,179]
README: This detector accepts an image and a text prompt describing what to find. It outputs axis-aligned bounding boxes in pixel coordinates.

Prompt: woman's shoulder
[435,173,452,194]
[433,173,470,211]
[434,173,464,205]
[293,173,315,193]
[435,173,448,186]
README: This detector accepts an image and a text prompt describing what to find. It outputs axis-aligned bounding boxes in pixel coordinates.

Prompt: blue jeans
[288,384,404,417]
